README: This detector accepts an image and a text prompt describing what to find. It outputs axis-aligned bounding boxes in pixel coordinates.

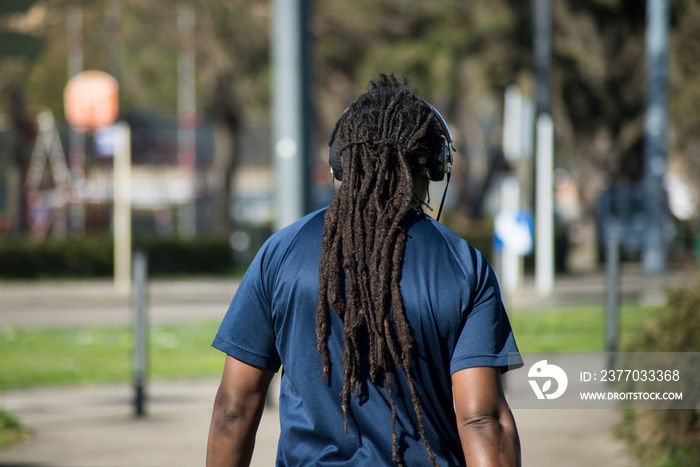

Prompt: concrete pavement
[0,277,240,328]
[0,379,635,467]
[1,265,696,466]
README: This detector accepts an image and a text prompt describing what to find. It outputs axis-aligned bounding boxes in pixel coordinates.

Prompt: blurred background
[1,1,700,466]
[0,0,698,280]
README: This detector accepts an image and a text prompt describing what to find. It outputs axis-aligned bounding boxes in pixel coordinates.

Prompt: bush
[134,237,236,276]
[0,408,30,450]
[619,274,700,467]
[0,235,238,279]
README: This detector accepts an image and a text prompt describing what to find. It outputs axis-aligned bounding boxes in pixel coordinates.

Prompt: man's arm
[207,354,275,467]
[452,366,520,467]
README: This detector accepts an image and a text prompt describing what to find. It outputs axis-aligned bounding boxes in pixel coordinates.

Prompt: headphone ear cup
[426,142,448,182]
[329,140,344,181]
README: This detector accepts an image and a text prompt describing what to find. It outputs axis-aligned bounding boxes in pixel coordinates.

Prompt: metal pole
[177,2,197,239]
[67,5,84,236]
[272,0,311,231]
[113,122,132,294]
[132,249,149,417]
[105,0,122,83]
[605,229,621,372]
[500,175,522,297]
[605,230,621,354]
[68,127,84,235]
[533,0,551,115]
[535,114,554,297]
[67,6,83,80]
[533,0,554,297]
[643,0,669,275]
[501,86,528,297]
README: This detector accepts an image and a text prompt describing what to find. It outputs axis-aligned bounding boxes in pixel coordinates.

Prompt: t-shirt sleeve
[449,257,522,375]
[212,246,282,371]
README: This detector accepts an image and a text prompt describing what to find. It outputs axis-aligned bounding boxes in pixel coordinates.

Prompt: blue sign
[494,209,534,256]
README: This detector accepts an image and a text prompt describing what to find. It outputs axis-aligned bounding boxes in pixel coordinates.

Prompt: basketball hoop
[64,71,119,131]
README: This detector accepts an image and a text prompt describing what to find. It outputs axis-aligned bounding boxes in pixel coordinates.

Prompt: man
[207,74,522,466]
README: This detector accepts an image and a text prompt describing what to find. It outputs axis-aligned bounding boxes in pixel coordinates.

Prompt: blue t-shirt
[213,208,521,466]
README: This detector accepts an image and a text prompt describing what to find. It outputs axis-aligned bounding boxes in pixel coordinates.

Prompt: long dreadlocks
[316,74,446,466]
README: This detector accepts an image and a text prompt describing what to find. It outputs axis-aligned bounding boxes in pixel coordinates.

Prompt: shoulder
[413,213,490,275]
[273,207,327,239]
[252,208,326,277]
[237,208,326,301]
[261,208,327,255]
[406,213,499,306]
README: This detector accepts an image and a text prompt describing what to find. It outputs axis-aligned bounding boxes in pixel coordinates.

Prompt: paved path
[0,380,634,467]
[0,265,696,466]
[0,277,239,328]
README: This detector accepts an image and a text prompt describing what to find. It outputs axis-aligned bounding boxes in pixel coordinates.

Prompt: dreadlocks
[316,74,446,466]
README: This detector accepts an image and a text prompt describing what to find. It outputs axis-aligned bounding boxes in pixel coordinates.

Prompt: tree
[313,0,528,222]
[668,0,700,202]
[0,0,45,233]
[549,0,648,211]
[4,0,700,239]
[5,0,274,236]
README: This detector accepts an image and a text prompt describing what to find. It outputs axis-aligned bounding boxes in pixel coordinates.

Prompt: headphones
[328,99,455,183]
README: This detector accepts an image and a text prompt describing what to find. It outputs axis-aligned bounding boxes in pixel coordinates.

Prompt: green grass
[0,304,661,392]
[0,321,225,391]
[0,305,662,452]
[509,304,660,352]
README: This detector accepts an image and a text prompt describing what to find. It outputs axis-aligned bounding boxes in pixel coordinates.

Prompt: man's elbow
[461,412,502,430]
[212,387,262,437]
[458,411,521,467]
[212,402,248,436]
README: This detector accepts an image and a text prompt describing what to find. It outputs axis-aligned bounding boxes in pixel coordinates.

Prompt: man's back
[213,208,517,465]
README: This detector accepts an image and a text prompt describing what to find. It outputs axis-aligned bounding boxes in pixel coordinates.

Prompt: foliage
[133,236,235,276]
[314,0,527,220]
[618,275,700,467]
[0,235,236,278]
[0,235,112,278]
[668,0,700,198]
[2,0,700,231]
[0,408,30,450]
[551,0,646,210]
